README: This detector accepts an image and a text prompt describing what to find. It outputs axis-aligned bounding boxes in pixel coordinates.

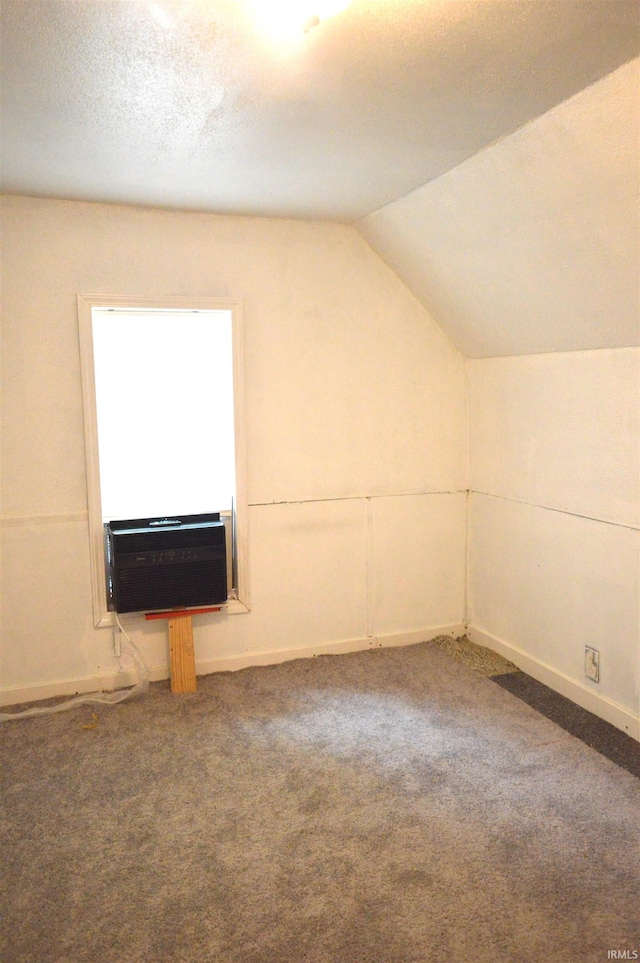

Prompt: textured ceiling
[1,0,639,221]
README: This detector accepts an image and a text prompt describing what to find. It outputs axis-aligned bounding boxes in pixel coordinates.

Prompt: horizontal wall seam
[0,491,469,525]
[249,490,468,507]
[0,511,89,528]
[471,490,639,532]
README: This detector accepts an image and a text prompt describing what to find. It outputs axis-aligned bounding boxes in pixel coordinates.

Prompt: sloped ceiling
[358,58,640,358]
[1,0,638,222]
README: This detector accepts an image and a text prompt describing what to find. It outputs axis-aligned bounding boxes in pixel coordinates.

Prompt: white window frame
[77,294,250,627]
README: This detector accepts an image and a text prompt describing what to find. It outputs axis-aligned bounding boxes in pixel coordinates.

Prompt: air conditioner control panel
[121,546,220,568]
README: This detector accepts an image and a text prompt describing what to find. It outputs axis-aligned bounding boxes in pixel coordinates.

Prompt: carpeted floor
[1,639,639,963]
[433,635,640,779]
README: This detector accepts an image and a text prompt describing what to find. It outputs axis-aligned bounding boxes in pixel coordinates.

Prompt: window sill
[97,597,250,629]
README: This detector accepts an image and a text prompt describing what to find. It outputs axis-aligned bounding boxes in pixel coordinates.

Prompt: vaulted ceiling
[359,58,640,357]
[1,0,638,356]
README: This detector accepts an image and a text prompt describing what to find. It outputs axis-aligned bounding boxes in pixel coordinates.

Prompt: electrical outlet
[585,646,599,682]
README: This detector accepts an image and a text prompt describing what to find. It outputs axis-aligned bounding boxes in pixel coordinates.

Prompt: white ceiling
[359,59,640,357]
[1,0,639,222]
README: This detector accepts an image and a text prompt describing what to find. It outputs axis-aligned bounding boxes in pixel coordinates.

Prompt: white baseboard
[0,669,141,708]
[194,624,465,676]
[0,623,465,708]
[467,625,640,741]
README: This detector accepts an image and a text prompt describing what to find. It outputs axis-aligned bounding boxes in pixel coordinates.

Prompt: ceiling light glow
[312,0,352,19]
[248,0,352,40]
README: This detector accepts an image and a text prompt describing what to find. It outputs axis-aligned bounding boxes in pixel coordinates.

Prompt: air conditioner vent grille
[115,558,227,613]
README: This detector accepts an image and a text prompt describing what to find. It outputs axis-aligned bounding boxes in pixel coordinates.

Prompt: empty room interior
[1,2,639,962]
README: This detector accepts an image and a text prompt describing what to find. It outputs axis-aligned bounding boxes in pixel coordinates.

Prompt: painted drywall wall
[0,195,467,701]
[467,349,640,734]
[357,58,639,358]
[468,350,639,527]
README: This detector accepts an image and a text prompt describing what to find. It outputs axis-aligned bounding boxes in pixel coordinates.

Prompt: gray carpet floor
[432,635,640,778]
[1,639,639,963]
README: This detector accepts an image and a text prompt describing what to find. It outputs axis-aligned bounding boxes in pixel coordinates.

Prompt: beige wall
[0,195,467,700]
[467,349,640,734]
[2,196,637,738]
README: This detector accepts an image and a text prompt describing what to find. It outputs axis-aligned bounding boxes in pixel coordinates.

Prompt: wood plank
[145,606,222,621]
[168,615,197,693]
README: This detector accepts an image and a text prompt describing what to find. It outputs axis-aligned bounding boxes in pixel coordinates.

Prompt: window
[77,295,249,626]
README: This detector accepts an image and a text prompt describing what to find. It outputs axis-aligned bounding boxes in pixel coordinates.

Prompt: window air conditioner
[106,513,227,614]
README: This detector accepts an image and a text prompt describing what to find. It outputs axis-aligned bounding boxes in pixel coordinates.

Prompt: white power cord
[0,615,150,722]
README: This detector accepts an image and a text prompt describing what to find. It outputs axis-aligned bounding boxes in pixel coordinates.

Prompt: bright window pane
[92,308,235,521]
